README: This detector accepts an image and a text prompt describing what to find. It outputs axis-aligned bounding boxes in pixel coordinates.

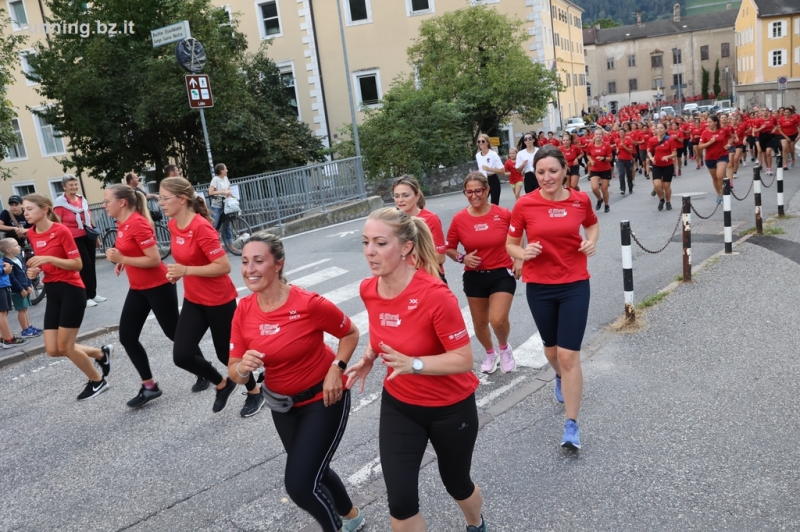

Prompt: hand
[512,259,523,280]
[322,365,344,407]
[166,263,188,283]
[114,263,125,276]
[95,237,102,249]
[344,352,375,393]
[238,350,266,374]
[462,250,482,269]
[26,266,41,280]
[105,247,123,264]
[708,137,715,144]
[523,241,543,260]
[2,263,11,274]
[14,227,26,237]
[578,239,596,257]
[226,190,232,197]
[378,342,412,381]
[481,164,490,171]
[27,256,50,268]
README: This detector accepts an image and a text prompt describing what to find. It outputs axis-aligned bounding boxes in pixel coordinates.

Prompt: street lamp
[725,66,730,100]
[672,46,683,115]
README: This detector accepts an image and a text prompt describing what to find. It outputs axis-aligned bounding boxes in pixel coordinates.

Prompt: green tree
[701,67,710,100]
[713,60,722,97]
[582,17,621,29]
[27,0,323,184]
[0,12,28,180]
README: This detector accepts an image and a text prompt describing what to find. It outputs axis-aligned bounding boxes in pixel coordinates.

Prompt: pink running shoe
[499,344,516,373]
[480,350,499,374]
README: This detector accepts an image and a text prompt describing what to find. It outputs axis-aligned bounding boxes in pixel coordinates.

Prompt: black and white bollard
[620,221,635,322]
[723,178,732,254]
[754,166,763,235]
[682,196,691,282]
[777,154,785,217]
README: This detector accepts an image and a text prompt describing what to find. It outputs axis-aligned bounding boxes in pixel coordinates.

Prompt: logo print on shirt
[289,310,299,321]
[573,201,581,207]
[448,329,469,341]
[259,323,280,336]
[408,298,418,310]
[509,224,516,232]
[36,241,46,248]
[141,238,155,246]
[176,236,185,245]
[380,313,401,327]
[474,223,489,232]
[493,215,501,221]
[549,208,567,218]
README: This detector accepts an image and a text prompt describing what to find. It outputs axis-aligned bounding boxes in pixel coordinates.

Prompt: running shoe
[751,156,756,162]
[212,379,237,413]
[20,327,39,338]
[1,336,26,348]
[645,174,650,179]
[98,344,113,378]
[629,185,634,194]
[684,159,688,166]
[730,182,734,189]
[651,190,657,197]
[30,326,44,335]
[696,164,701,170]
[620,190,626,196]
[192,375,211,392]
[86,299,98,308]
[638,168,642,174]
[658,199,665,211]
[741,160,747,167]
[499,344,515,373]
[127,384,163,408]
[77,379,109,401]
[342,508,366,532]
[561,419,581,450]
[480,351,499,374]
[792,158,795,167]
[240,390,266,418]
[554,374,564,403]
[604,205,610,213]
[466,515,488,532]
[716,195,723,205]
[93,295,107,303]
[733,173,737,179]
[784,167,789,171]
[595,199,603,211]
[666,202,672,211]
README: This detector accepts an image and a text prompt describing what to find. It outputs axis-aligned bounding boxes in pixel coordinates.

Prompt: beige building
[583,6,737,113]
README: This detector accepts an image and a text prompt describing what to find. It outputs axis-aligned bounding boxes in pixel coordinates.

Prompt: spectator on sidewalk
[0,196,31,247]
[0,253,26,349]
[0,238,41,339]
[124,172,158,200]
[208,163,233,244]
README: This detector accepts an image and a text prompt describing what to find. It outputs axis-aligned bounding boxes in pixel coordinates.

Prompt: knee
[45,348,62,358]
[489,314,508,331]
[172,348,191,369]
[387,493,420,521]
[446,480,476,502]
[557,349,580,372]
[283,473,312,506]
[56,340,72,355]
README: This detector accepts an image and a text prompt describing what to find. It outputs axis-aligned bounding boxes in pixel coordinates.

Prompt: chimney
[673,3,681,22]
[595,23,600,30]
[636,11,642,27]
[726,2,731,8]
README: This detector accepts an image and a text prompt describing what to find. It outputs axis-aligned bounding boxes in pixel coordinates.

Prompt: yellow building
[734,0,800,109]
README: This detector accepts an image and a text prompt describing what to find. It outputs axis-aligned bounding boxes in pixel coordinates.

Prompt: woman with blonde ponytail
[158,177,263,416]
[344,207,487,532]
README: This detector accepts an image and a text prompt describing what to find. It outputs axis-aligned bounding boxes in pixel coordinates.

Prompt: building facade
[583,6,737,113]
[734,0,800,110]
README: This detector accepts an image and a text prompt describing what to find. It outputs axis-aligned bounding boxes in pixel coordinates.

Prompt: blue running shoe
[554,374,564,404]
[561,419,581,450]
[466,514,487,532]
[342,508,365,532]
[20,327,37,338]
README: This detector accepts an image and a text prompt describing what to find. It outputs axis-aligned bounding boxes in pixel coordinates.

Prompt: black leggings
[523,171,539,194]
[74,235,97,299]
[173,298,255,390]
[272,391,353,532]
[487,173,501,205]
[379,388,478,520]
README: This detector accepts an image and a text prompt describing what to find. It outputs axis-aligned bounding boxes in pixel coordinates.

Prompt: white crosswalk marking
[322,281,362,305]
[347,456,382,487]
[284,259,331,276]
[514,334,547,369]
[290,266,348,288]
[460,305,475,337]
[475,375,528,407]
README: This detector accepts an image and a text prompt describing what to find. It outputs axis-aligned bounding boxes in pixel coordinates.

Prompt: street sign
[778,76,788,90]
[176,38,206,74]
[185,75,213,108]
[489,136,500,147]
[151,21,190,48]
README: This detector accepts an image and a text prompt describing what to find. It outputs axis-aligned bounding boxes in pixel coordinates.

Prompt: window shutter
[795,46,800,64]
[781,21,787,37]
[782,49,787,65]
[795,18,800,35]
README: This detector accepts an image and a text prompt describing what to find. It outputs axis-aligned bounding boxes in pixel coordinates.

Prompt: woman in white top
[207,163,233,242]
[515,132,539,194]
[475,133,505,206]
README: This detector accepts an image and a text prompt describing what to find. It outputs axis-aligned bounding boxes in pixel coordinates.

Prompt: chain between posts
[689,202,720,220]
[629,212,683,254]
[730,177,754,201]
[760,172,776,188]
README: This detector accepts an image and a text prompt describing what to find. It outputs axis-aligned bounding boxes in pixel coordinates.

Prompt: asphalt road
[2,159,799,531]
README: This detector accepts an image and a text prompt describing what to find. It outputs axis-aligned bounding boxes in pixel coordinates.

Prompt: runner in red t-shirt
[698,115,732,202]
[777,108,799,170]
[102,184,176,408]
[506,144,599,450]
[640,124,654,178]
[504,147,524,200]
[729,114,748,180]
[391,175,447,280]
[585,128,614,212]
[615,129,636,195]
[23,194,112,401]
[669,122,686,176]
[230,233,364,531]
[647,123,679,211]
[691,118,705,168]
[446,173,521,374]
[345,207,485,530]
[560,134,583,191]
[159,176,259,414]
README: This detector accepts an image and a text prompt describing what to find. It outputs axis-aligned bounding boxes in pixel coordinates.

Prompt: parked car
[717,107,737,115]
[683,103,699,114]
[564,117,586,132]
[697,105,714,114]
[659,106,676,118]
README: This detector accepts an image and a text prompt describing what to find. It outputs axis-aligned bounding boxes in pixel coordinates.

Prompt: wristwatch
[411,357,424,374]
[332,360,347,371]
[456,253,465,264]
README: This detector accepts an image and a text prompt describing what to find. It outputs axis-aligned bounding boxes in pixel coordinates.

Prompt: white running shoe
[86,299,98,308]
[93,295,108,303]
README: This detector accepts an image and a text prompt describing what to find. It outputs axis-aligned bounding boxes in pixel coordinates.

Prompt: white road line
[284,259,332,276]
[351,392,380,413]
[325,309,369,347]
[321,281,362,305]
[460,305,475,337]
[290,267,348,288]
[347,456,382,487]
[514,334,547,369]
[475,375,528,408]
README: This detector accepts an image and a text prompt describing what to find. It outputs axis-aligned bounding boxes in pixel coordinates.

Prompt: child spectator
[0,243,26,348]
[0,238,41,339]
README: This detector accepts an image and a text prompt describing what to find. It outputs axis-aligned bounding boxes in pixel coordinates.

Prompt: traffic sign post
[778,76,788,91]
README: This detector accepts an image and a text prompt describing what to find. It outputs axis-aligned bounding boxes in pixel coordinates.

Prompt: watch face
[412,358,423,371]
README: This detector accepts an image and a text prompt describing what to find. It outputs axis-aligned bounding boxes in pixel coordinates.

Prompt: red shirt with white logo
[446,204,513,271]
[700,128,730,161]
[586,143,613,172]
[548,138,561,147]
[508,189,597,284]
[504,158,524,184]
[26,222,84,288]
[361,270,478,407]
[417,209,446,255]
[561,145,583,167]
[230,286,351,407]
[648,135,676,167]
[169,214,237,306]
[114,212,169,290]
[778,116,798,137]
[615,137,635,161]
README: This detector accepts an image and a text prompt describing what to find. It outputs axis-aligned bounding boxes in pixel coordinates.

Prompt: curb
[264,196,385,237]
[0,325,119,369]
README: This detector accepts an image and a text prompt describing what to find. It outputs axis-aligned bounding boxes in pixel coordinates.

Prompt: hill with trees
[576,0,741,27]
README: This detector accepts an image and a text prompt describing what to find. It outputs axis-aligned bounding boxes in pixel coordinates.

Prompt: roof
[591,10,738,45]
[753,0,800,16]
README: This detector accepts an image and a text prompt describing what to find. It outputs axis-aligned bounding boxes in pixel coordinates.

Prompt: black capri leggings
[487,173,501,205]
[173,298,256,390]
[379,388,478,520]
[272,391,353,532]
[526,280,590,352]
[74,235,97,300]
[523,171,539,194]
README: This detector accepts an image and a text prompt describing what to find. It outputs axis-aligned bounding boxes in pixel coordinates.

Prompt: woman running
[475,134,504,205]
[159,177,263,416]
[516,132,539,194]
[692,117,705,170]
[560,134,583,191]
[506,145,599,450]
[729,114,747,181]
[229,232,364,532]
[446,172,520,374]
[346,208,486,532]
[586,128,614,213]
[504,147,524,200]
[698,115,732,205]
[23,194,113,400]
[777,107,798,171]
[647,123,678,211]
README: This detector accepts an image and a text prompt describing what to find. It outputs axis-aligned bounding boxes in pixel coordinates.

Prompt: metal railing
[88,198,164,252]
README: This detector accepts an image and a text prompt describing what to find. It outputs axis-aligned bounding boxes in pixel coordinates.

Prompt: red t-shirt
[560,146,582,167]
[751,117,764,137]
[691,126,704,142]
[508,189,597,284]
[114,212,169,290]
[763,117,778,135]
[778,116,798,136]
[446,204,513,271]
[26,222,84,288]
[230,287,351,407]
[361,270,478,407]
[548,138,561,147]
[417,209,446,255]
[735,123,749,145]
[505,158,523,184]
[53,196,89,238]
[640,130,653,147]
[615,137,635,161]
[648,136,676,167]
[169,214,237,306]
[700,128,730,161]
[670,128,685,142]
[585,143,613,172]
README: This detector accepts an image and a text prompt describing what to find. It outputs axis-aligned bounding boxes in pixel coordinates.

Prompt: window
[672,49,682,64]
[629,79,637,91]
[606,58,615,70]
[5,118,26,161]
[354,70,381,106]
[48,178,65,199]
[565,73,570,87]
[796,46,800,65]
[256,1,281,38]
[608,81,616,94]
[554,33,560,47]
[573,73,577,86]
[700,45,709,61]
[551,5,556,19]
[346,0,371,24]
[586,84,592,97]
[8,0,28,30]
[628,54,636,67]
[721,43,730,58]
[652,78,663,89]
[771,21,785,39]
[585,65,589,74]
[651,55,662,68]
[13,182,36,198]
[407,0,433,15]
[771,49,787,66]
[796,18,800,35]
[673,73,684,86]
[19,49,36,86]
[34,112,66,156]
[276,61,300,119]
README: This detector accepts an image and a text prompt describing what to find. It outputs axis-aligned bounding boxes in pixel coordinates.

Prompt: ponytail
[190,196,212,223]
[160,176,212,224]
[368,207,440,279]
[108,184,154,227]
[23,194,60,223]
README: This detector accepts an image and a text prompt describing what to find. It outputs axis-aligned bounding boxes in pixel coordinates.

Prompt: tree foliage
[582,17,621,29]
[701,66,710,100]
[0,12,28,180]
[713,60,721,97]
[577,0,688,26]
[28,0,324,185]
